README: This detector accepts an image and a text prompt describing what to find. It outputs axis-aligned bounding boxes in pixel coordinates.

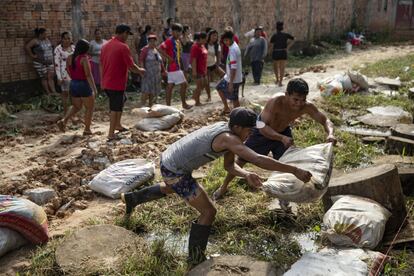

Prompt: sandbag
[323,195,391,249]
[317,78,343,96]
[334,73,352,91]
[132,104,183,119]
[0,227,27,257]
[0,195,49,244]
[284,247,386,276]
[135,113,183,131]
[262,143,334,203]
[347,70,369,90]
[88,159,155,199]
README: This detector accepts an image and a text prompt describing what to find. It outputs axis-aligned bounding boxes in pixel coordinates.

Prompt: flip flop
[116,127,129,133]
[107,134,122,142]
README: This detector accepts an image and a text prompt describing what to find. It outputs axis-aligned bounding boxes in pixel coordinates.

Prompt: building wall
[1,0,360,99]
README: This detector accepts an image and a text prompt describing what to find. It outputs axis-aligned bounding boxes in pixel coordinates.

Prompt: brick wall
[1,0,364,99]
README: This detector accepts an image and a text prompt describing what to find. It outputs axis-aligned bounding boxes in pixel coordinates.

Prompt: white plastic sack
[347,70,369,90]
[323,195,391,249]
[135,113,183,131]
[284,247,386,276]
[317,78,343,96]
[334,73,352,91]
[0,227,27,257]
[88,159,155,199]
[262,143,334,203]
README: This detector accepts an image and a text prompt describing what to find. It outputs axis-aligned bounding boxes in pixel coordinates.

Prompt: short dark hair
[60,31,70,39]
[287,78,309,96]
[171,23,183,32]
[276,21,284,31]
[167,18,173,25]
[94,28,101,35]
[34,28,46,37]
[183,25,190,33]
[222,30,234,40]
[193,32,200,41]
[115,24,133,35]
[199,32,207,40]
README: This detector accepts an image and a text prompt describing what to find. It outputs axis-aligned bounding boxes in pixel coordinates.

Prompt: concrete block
[24,187,56,205]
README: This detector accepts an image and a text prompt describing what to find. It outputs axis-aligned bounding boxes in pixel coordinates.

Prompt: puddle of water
[339,126,391,137]
[290,232,319,253]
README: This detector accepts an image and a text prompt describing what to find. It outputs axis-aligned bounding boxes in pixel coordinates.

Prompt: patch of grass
[293,118,381,169]
[25,239,63,276]
[359,54,414,82]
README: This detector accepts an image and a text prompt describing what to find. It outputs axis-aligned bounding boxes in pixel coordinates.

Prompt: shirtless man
[213,78,336,200]
[121,107,311,266]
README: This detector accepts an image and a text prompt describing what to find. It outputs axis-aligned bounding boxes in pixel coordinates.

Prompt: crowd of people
[24,20,296,140]
[23,20,336,269]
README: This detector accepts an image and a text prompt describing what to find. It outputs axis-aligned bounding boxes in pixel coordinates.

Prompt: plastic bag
[88,159,155,199]
[284,247,386,276]
[323,195,391,249]
[0,227,27,257]
[317,78,343,96]
[262,143,334,203]
[334,73,352,91]
[0,195,49,244]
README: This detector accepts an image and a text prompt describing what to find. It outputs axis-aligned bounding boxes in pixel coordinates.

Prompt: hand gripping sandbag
[0,195,49,244]
[322,195,391,249]
[262,143,334,203]
[88,159,155,199]
[0,227,27,257]
[284,247,386,276]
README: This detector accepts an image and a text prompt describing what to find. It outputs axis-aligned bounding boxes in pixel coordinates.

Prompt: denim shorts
[160,163,200,202]
[70,80,92,97]
[216,79,241,101]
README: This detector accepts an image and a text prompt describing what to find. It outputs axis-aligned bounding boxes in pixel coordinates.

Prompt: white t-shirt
[224,42,242,84]
[207,44,221,67]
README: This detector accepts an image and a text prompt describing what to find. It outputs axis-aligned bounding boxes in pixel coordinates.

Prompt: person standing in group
[190,32,209,105]
[220,26,239,69]
[57,39,97,136]
[270,21,294,87]
[181,25,193,82]
[162,18,174,41]
[139,34,165,107]
[158,23,192,109]
[245,27,267,85]
[216,30,243,114]
[206,29,225,90]
[136,25,152,55]
[54,32,75,115]
[25,28,57,95]
[89,28,107,93]
[100,24,146,141]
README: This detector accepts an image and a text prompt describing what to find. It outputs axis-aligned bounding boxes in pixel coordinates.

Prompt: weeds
[359,54,414,82]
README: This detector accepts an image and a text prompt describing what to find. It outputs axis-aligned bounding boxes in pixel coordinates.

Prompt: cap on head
[229,107,261,129]
[147,33,157,40]
[116,24,133,35]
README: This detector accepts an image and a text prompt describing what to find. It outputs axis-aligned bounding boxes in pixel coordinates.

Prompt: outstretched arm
[307,104,336,144]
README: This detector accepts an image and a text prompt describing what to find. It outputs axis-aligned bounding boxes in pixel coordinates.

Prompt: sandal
[116,127,129,133]
[107,134,121,142]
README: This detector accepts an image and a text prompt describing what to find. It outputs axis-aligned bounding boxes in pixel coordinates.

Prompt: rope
[373,200,414,276]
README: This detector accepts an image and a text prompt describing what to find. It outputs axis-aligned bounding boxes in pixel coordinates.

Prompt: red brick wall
[1,0,361,87]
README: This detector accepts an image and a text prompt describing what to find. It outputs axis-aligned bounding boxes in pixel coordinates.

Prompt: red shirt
[101,37,134,91]
[68,54,91,80]
[190,42,208,76]
[160,37,181,72]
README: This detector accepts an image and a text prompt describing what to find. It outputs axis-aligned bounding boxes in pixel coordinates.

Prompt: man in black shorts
[101,24,145,141]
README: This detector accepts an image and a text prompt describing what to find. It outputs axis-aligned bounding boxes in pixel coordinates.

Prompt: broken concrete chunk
[374,77,401,88]
[23,187,56,205]
[188,255,281,276]
[361,136,386,144]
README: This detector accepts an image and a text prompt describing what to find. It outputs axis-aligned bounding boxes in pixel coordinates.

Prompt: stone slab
[391,124,414,140]
[374,77,401,88]
[55,224,145,274]
[361,136,386,144]
[339,126,391,137]
[188,255,282,276]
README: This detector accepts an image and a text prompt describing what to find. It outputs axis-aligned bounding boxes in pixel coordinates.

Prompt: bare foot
[195,102,203,106]
[221,108,231,115]
[83,130,93,136]
[212,187,227,201]
[57,120,66,132]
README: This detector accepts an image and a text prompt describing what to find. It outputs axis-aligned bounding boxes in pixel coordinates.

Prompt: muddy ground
[1,44,414,274]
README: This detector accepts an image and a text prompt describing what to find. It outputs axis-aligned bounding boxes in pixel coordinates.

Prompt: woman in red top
[57,39,97,136]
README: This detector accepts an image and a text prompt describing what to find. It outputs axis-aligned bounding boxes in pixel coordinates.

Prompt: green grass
[359,54,414,82]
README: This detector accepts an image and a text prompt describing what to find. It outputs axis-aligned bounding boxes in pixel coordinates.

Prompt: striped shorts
[33,61,54,79]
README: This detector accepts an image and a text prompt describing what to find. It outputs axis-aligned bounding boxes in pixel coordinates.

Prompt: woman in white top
[54,32,75,115]
[206,30,225,98]
[89,29,107,90]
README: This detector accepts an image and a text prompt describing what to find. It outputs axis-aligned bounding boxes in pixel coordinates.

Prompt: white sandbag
[317,78,343,96]
[88,159,155,199]
[323,195,391,249]
[132,104,183,118]
[135,113,183,131]
[0,227,27,257]
[262,143,334,203]
[284,247,386,276]
[347,70,369,90]
[334,73,352,91]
